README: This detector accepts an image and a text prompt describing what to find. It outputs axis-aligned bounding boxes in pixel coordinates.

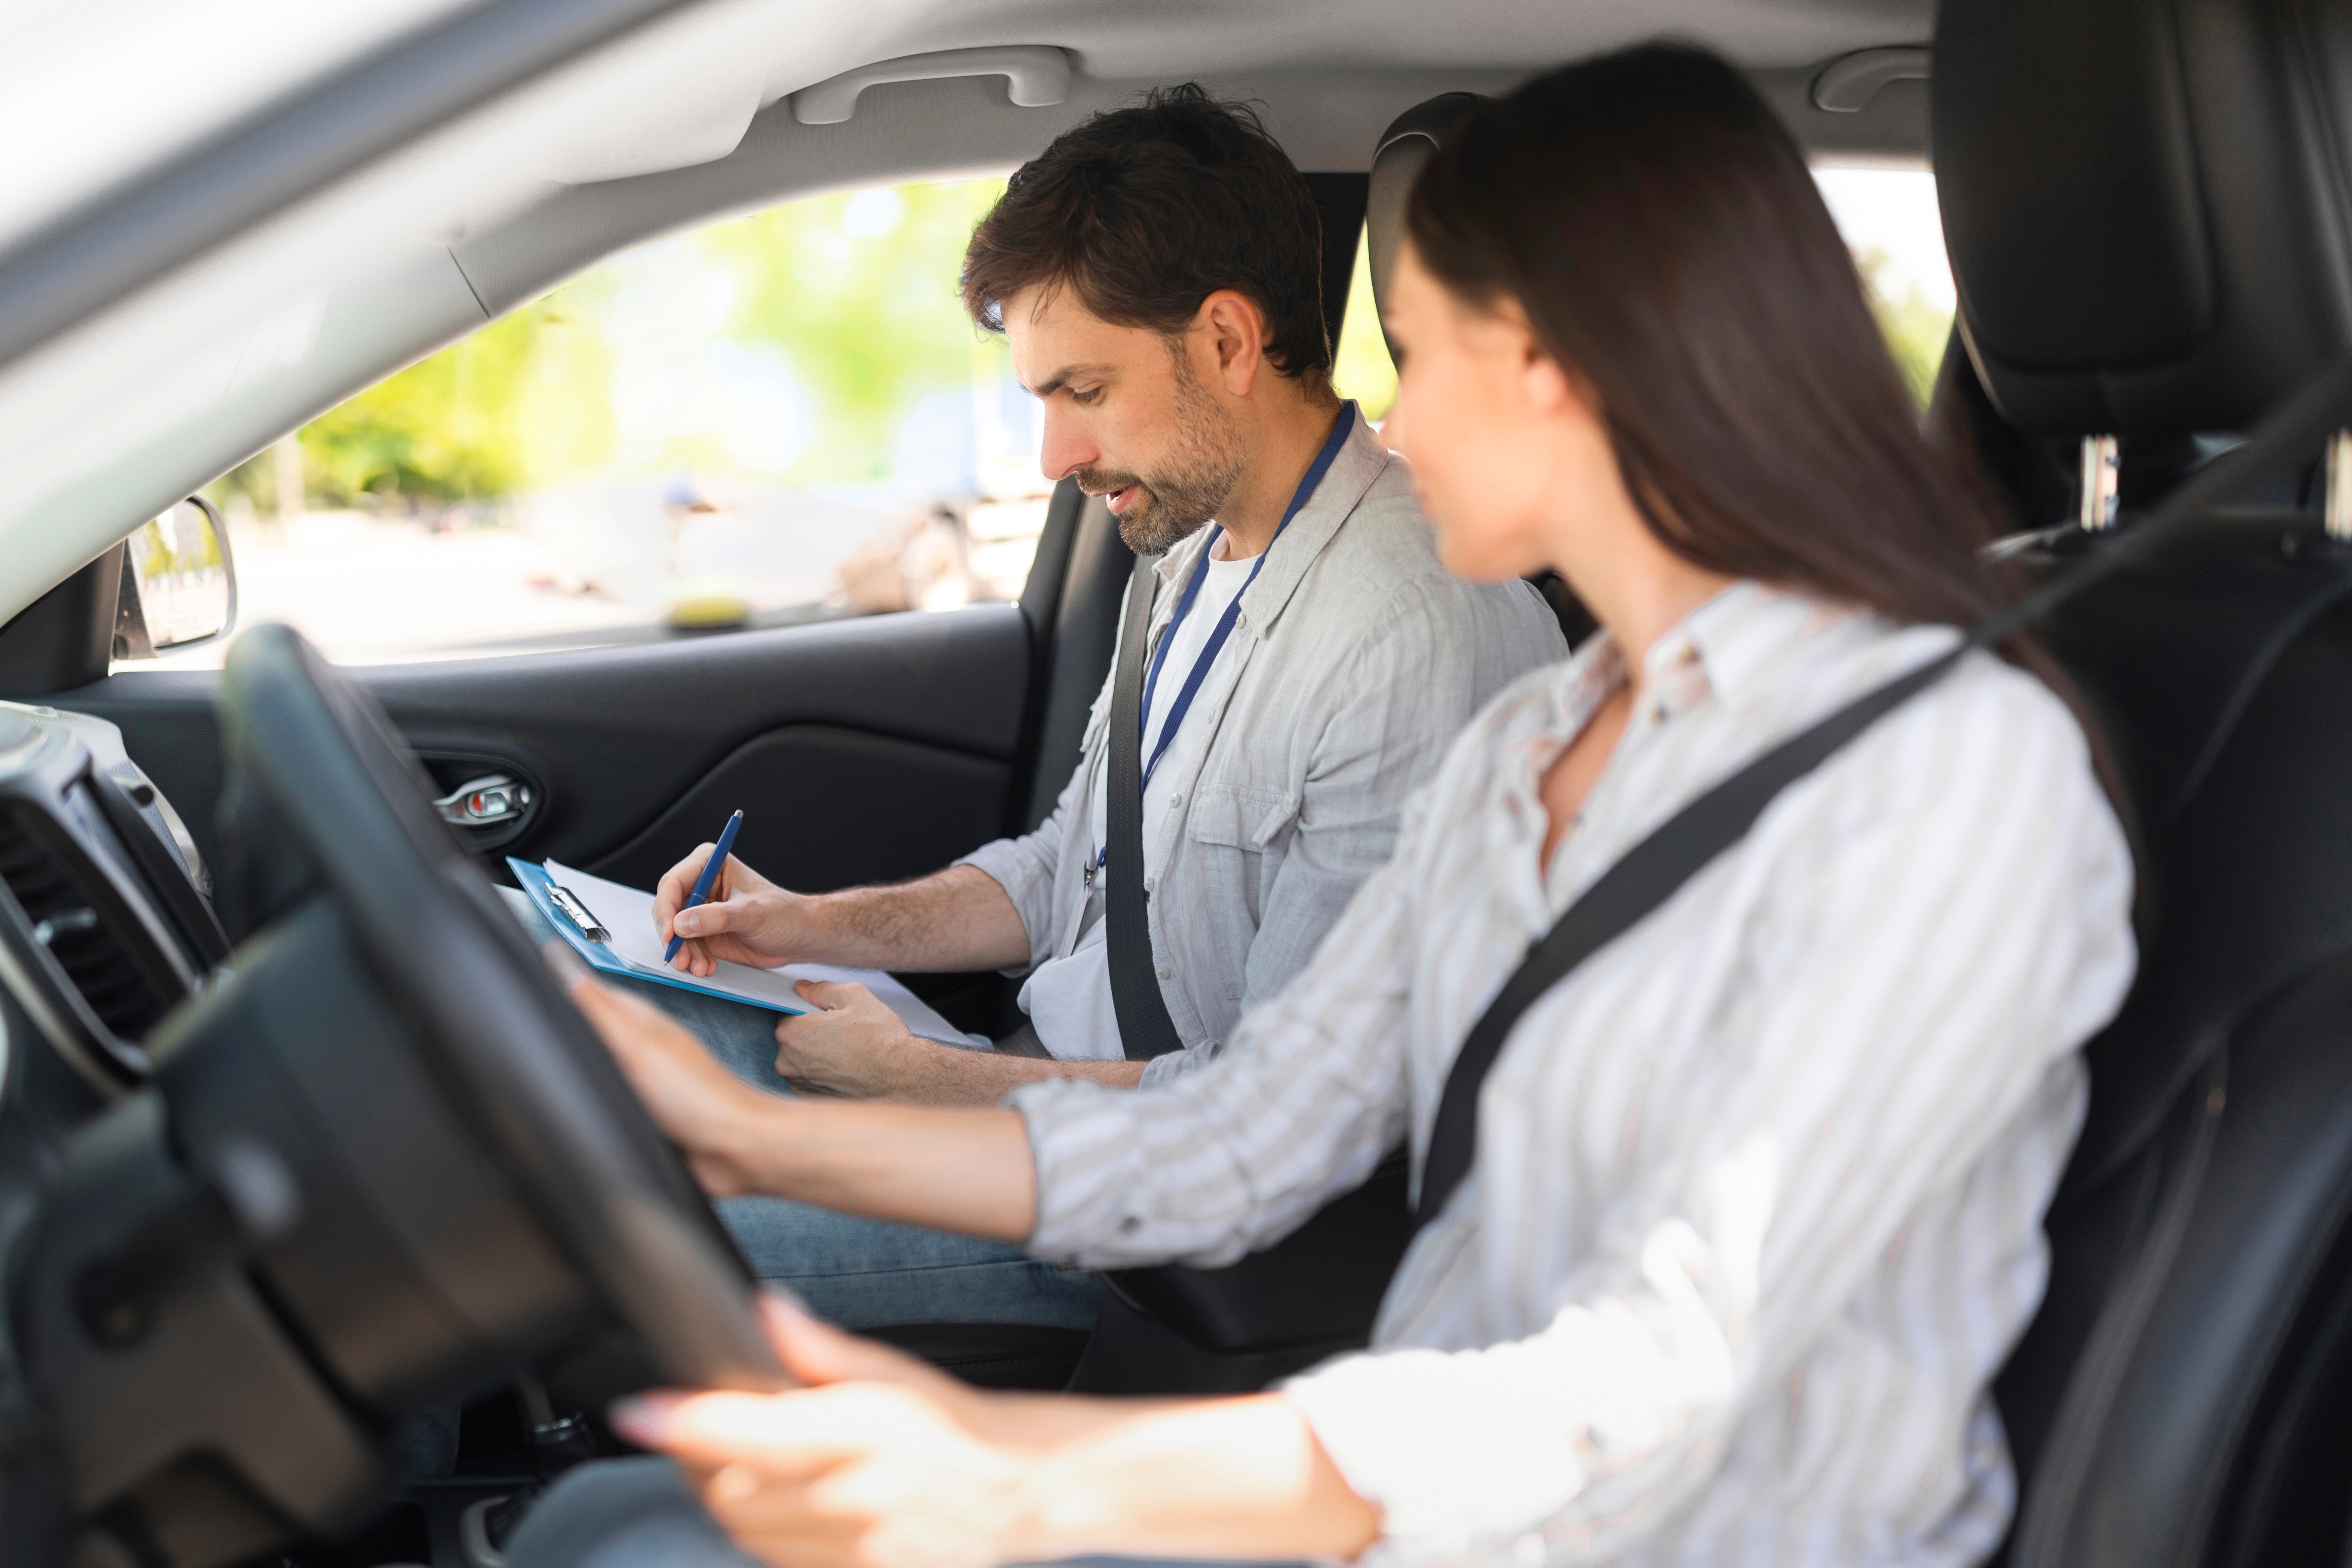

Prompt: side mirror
[114,496,237,660]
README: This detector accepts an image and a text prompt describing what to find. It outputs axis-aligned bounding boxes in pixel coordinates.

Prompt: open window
[155,179,1054,669]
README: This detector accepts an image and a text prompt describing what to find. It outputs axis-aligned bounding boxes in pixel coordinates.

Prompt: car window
[1813,167,1955,403]
[152,178,1047,670]
[1331,166,1956,424]
[1331,227,1398,422]
[145,170,1948,672]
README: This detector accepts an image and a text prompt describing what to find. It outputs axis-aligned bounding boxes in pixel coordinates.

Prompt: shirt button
[1143,875,1155,892]
[1235,611,1247,628]
[1169,792,1183,808]
[1157,964,1173,980]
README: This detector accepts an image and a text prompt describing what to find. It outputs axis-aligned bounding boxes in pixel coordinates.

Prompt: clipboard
[509,857,984,1047]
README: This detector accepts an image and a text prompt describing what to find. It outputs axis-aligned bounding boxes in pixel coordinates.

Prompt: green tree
[708,181,1010,484]
[303,306,513,503]
[210,179,1017,509]
[1855,246,1951,407]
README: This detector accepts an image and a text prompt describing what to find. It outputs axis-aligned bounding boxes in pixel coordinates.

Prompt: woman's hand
[654,846,828,977]
[614,1297,1054,1568]
[610,1299,1386,1568]
[569,970,779,1197]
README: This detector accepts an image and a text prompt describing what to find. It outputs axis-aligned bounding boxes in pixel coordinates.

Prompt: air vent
[0,807,175,1043]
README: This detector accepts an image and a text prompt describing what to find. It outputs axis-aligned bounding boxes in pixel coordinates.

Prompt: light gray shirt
[958,409,1566,1085]
[1010,583,2137,1568]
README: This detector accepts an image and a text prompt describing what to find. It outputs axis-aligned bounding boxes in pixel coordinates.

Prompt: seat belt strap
[1107,549,1188,1061]
[1414,644,1966,1229]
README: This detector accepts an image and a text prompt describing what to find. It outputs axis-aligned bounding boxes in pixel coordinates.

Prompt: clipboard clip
[547,882,611,943]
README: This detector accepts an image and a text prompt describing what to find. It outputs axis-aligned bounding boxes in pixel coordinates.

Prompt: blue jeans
[504,889,1104,1332]
[505,1457,1312,1568]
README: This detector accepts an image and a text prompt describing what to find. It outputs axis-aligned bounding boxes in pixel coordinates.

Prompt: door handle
[433,773,532,828]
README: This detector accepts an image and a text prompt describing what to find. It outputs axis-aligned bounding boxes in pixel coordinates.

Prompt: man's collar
[1150,404,1386,633]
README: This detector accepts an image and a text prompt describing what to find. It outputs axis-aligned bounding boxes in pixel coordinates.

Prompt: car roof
[0,0,1932,626]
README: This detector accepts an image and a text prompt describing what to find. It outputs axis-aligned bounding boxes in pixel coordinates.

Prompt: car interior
[0,0,2349,1563]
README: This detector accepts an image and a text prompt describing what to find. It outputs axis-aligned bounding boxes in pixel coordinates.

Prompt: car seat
[1933,0,2352,1562]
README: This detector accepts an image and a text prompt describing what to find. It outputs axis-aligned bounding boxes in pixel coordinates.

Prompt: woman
[516,42,2134,1568]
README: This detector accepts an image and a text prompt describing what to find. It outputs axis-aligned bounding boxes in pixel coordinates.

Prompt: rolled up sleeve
[955,779,1075,976]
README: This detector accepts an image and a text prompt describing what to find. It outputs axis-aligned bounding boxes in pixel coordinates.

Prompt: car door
[38,480,1123,1033]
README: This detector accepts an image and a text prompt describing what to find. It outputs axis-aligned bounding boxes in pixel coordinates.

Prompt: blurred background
[152,167,1951,669]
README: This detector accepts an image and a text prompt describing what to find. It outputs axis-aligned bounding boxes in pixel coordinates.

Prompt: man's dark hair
[962,84,1331,381]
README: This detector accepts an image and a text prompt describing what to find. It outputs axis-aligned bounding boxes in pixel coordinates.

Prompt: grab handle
[791,46,1072,126]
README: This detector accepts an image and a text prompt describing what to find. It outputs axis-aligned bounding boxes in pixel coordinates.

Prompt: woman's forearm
[719,1096,1041,1243]
[573,973,1042,1242]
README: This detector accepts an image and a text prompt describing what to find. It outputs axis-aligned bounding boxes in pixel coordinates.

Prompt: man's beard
[1074,361,1245,555]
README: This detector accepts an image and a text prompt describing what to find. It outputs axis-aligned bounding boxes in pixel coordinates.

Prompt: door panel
[586,724,1008,894]
[59,603,1033,899]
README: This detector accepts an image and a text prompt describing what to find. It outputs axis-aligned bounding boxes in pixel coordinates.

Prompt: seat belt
[1413,359,2352,1233]
[1106,549,1187,1061]
[1101,406,1356,1063]
[1415,642,1965,1227]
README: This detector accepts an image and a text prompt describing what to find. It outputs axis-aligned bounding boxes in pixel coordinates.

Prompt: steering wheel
[214,622,783,1396]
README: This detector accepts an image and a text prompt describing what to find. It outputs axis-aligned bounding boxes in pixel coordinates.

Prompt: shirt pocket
[1187,783,1300,852]
[1183,782,1301,978]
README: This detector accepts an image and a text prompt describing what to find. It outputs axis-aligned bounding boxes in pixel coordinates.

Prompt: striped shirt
[1010,582,2137,1568]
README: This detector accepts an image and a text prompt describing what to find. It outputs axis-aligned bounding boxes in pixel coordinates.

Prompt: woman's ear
[1523,348,1576,417]
[1488,294,1581,419]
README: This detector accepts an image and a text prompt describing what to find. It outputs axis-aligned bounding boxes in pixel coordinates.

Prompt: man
[567,84,1562,1330]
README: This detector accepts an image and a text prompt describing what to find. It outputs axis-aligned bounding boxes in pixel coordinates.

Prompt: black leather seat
[1933,0,2352,1562]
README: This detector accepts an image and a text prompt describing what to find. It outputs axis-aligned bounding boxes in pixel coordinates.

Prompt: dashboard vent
[0,807,174,1043]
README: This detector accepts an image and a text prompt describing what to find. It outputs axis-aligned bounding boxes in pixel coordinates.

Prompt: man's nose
[1038,406,1097,483]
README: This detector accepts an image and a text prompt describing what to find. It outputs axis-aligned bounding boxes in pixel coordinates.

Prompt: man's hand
[773,980,943,1099]
[656,845,826,977]
[569,971,779,1196]
[775,982,1150,1104]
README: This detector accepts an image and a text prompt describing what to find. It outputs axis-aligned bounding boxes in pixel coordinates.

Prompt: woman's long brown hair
[1407,45,2141,870]
[1408,43,2019,634]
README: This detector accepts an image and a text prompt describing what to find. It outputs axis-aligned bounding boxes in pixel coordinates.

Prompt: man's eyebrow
[1026,363,1112,398]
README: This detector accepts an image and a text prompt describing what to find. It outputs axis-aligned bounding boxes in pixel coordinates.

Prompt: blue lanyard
[1094,402,1355,874]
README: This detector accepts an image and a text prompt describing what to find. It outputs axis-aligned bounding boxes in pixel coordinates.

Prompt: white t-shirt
[1018,540,1257,1061]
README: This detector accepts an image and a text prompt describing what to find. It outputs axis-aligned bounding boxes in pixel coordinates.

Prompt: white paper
[543,860,985,1047]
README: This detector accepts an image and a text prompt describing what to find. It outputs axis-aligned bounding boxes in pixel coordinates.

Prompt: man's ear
[1196,289,1269,396]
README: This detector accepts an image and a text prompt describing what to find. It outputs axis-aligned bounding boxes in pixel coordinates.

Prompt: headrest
[1366,93,1485,353]
[1934,0,2352,436]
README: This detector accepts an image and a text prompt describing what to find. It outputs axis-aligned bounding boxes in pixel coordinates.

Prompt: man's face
[1004,285,1244,554]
